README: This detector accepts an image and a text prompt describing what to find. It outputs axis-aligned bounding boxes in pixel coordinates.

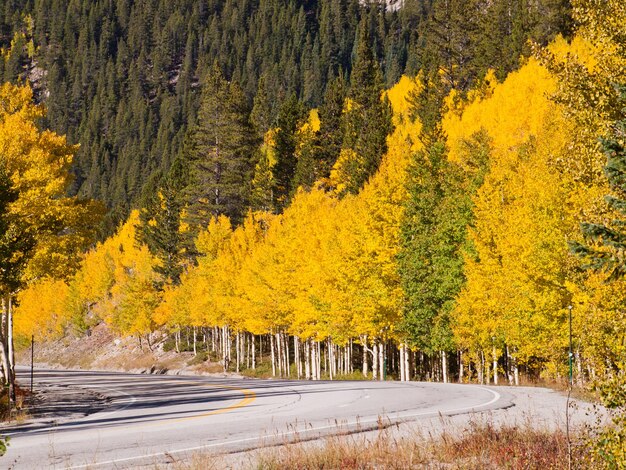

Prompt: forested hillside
[1,0,570,230]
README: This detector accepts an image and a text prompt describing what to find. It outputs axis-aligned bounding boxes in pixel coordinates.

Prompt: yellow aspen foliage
[152,75,420,348]
[0,82,102,282]
[103,211,160,337]
[155,215,234,330]
[14,279,69,340]
[46,211,161,338]
[385,75,420,125]
[448,45,608,375]
[183,213,265,331]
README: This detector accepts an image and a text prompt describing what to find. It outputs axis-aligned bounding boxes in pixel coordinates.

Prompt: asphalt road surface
[5,368,519,468]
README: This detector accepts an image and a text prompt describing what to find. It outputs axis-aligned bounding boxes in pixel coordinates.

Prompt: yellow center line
[105,380,257,430]
[168,383,257,423]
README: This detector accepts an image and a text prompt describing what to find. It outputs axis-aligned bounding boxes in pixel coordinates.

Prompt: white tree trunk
[362,336,369,378]
[270,333,276,377]
[294,336,300,379]
[193,326,197,356]
[372,342,378,381]
[492,344,498,385]
[441,351,448,383]
[378,341,384,381]
[315,341,322,380]
[405,344,410,381]
[305,339,311,380]
[479,350,485,384]
[275,333,282,377]
[8,296,14,391]
[285,333,290,377]
[252,335,256,370]
[236,332,240,373]
[311,343,317,380]
[328,339,334,380]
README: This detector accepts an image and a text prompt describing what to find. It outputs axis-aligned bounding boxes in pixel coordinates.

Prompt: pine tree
[339,19,393,194]
[398,131,489,355]
[316,74,346,180]
[272,93,305,211]
[138,158,191,286]
[185,63,259,227]
[250,150,275,212]
[251,74,273,140]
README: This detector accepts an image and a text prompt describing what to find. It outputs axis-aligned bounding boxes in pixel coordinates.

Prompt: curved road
[6,368,514,468]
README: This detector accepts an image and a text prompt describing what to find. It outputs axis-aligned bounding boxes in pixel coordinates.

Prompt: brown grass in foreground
[175,420,591,470]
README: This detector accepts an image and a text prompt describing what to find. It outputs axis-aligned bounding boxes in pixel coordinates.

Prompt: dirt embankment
[17,323,233,377]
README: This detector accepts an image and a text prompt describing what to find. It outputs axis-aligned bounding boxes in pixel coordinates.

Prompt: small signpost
[30,335,34,396]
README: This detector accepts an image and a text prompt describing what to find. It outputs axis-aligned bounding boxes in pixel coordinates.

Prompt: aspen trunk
[404,344,410,381]
[459,350,464,383]
[372,342,378,381]
[275,333,281,376]
[227,327,232,363]
[252,334,256,370]
[193,326,197,356]
[246,333,250,369]
[222,326,228,372]
[441,351,448,383]
[479,350,485,384]
[236,332,240,373]
[0,298,10,387]
[305,339,311,380]
[348,343,352,374]
[378,340,384,381]
[506,345,512,385]
[492,344,498,385]
[270,333,276,377]
[240,332,244,371]
[362,336,369,378]
[328,339,334,380]
[315,341,322,380]
[294,336,300,379]
[285,333,290,377]
[336,344,341,376]
[311,340,317,380]
[7,297,14,400]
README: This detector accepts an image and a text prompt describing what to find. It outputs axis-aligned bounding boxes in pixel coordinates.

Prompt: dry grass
[174,419,591,470]
[0,384,31,424]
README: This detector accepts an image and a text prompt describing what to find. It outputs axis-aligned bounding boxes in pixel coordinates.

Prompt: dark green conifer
[398,130,489,358]
[340,19,393,194]
[185,63,259,227]
[272,93,305,211]
[138,158,191,286]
